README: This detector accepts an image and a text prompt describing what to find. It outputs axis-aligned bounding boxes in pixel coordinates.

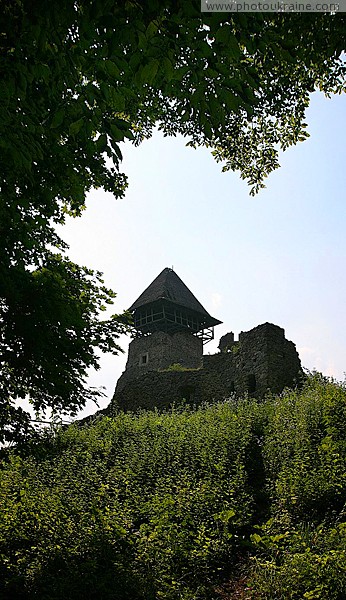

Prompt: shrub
[1,375,345,599]
[160,363,200,372]
[249,521,346,599]
[0,401,258,599]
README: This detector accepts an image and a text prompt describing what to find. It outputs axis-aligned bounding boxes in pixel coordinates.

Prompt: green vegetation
[2,6,344,592]
[161,363,201,372]
[1,374,345,599]
[1,3,346,441]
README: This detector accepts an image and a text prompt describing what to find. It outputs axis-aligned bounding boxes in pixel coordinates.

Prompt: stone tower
[108,269,303,414]
[124,268,222,380]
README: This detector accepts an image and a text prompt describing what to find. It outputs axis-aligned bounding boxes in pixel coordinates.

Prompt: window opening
[247,374,256,394]
[139,353,148,366]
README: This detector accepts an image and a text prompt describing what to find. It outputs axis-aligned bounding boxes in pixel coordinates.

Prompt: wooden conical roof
[129,268,221,328]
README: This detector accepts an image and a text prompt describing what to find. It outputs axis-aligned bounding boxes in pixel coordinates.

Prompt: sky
[56,90,346,419]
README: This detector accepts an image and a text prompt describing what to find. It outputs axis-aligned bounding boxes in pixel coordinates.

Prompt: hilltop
[0,374,345,599]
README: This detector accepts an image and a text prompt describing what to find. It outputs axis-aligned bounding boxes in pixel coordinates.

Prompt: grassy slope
[0,374,345,600]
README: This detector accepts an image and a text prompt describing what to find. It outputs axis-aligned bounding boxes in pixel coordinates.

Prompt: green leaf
[50,108,65,129]
[146,21,158,39]
[215,508,236,523]
[114,118,130,131]
[69,118,84,136]
[228,33,242,60]
[109,139,123,160]
[163,57,174,82]
[140,59,159,85]
[123,129,134,140]
[100,82,110,101]
[38,63,50,84]
[220,89,241,111]
[104,60,121,78]
[215,26,231,45]
[137,31,147,50]
[96,134,107,152]
[111,91,126,111]
[110,124,124,141]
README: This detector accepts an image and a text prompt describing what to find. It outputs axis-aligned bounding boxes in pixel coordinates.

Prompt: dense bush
[249,521,346,600]
[248,374,346,600]
[0,375,345,599]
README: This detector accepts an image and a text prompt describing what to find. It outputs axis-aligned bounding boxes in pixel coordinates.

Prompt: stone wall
[119,330,203,392]
[218,332,235,352]
[236,323,302,396]
[110,323,303,412]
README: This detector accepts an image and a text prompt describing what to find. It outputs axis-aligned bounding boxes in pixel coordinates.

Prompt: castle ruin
[110,268,302,412]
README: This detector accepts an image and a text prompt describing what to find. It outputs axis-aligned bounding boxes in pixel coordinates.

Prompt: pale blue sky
[57,90,346,418]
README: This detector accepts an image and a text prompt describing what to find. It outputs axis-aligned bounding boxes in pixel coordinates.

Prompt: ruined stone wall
[111,323,302,412]
[236,323,302,396]
[110,362,241,413]
[120,331,203,391]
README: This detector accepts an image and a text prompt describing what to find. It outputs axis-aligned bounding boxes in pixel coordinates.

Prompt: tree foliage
[0,254,129,443]
[1,2,346,439]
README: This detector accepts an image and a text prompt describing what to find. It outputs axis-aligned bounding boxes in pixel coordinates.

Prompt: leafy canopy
[1,2,345,441]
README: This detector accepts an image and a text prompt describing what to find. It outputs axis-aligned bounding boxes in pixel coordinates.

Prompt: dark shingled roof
[129,268,221,326]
